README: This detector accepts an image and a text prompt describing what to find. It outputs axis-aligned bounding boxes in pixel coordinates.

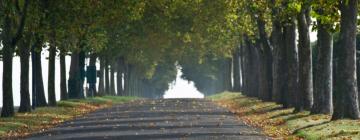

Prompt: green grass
[209,92,360,140]
[0,96,137,138]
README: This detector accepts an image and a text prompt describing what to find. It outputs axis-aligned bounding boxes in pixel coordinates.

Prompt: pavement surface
[25,99,269,140]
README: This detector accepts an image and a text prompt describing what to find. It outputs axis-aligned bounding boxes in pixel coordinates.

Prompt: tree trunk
[332,0,360,120]
[297,6,313,111]
[232,45,241,92]
[244,37,260,97]
[60,50,68,100]
[1,0,30,116]
[68,52,80,99]
[110,64,116,95]
[117,58,124,96]
[284,18,298,108]
[78,50,85,98]
[1,37,15,117]
[257,17,273,101]
[47,31,56,106]
[18,35,31,113]
[88,53,97,96]
[105,60,110,94]
[223,58,232,91]
[311,21,333,114]
[271,18,288,106]
[98,57,105,95]
[33,38,47,107]
[124,64,130,96]
[240,38,247,94]
[243,36,259,97]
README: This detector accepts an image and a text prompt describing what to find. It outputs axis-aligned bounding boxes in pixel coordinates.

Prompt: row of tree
[226,0,359,120]
[0,0,240,118]
[179,0,360,121]
[2,0,359,121]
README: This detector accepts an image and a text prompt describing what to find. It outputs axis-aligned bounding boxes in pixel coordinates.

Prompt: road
[26,99,268,140]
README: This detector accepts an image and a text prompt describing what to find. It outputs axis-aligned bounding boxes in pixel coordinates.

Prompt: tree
[297,1,313,111]
[18,32,32,113]
[232,45,242,92]
[284,12,298,108]
[270,0,288,106]
[117,57,125,96]
[1,0,30,117]
[311,1,337,115]
[332,0,360,120]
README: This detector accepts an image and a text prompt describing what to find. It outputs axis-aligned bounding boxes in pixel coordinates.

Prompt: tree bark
[297,6,313,111]
[60,50,68,100]
[332,0,360,120]
[284,18,298,108]
[271,11,288,106]
[257,17,273,101]
[311,21,333,114]
[243,37,260,97]
[18,34,32,113]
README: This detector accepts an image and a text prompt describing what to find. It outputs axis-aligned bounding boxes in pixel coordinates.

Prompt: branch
[11,0,30,46]
[15,0,21,15]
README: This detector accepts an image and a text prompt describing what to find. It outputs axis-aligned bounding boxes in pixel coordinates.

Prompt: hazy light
[163,68,204,99]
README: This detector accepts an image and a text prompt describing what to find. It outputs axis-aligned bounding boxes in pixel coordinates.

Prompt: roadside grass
[209,92,360,140]
[0,96,137,138]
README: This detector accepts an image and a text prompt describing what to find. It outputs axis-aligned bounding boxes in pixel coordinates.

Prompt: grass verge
[209,92,360,140]
[0,96,137,139]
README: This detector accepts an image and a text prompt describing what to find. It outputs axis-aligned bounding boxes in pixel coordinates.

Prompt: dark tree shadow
[292,121,331,134]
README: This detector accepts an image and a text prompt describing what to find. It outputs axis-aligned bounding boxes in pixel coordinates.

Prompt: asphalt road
[25,99,269,140]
